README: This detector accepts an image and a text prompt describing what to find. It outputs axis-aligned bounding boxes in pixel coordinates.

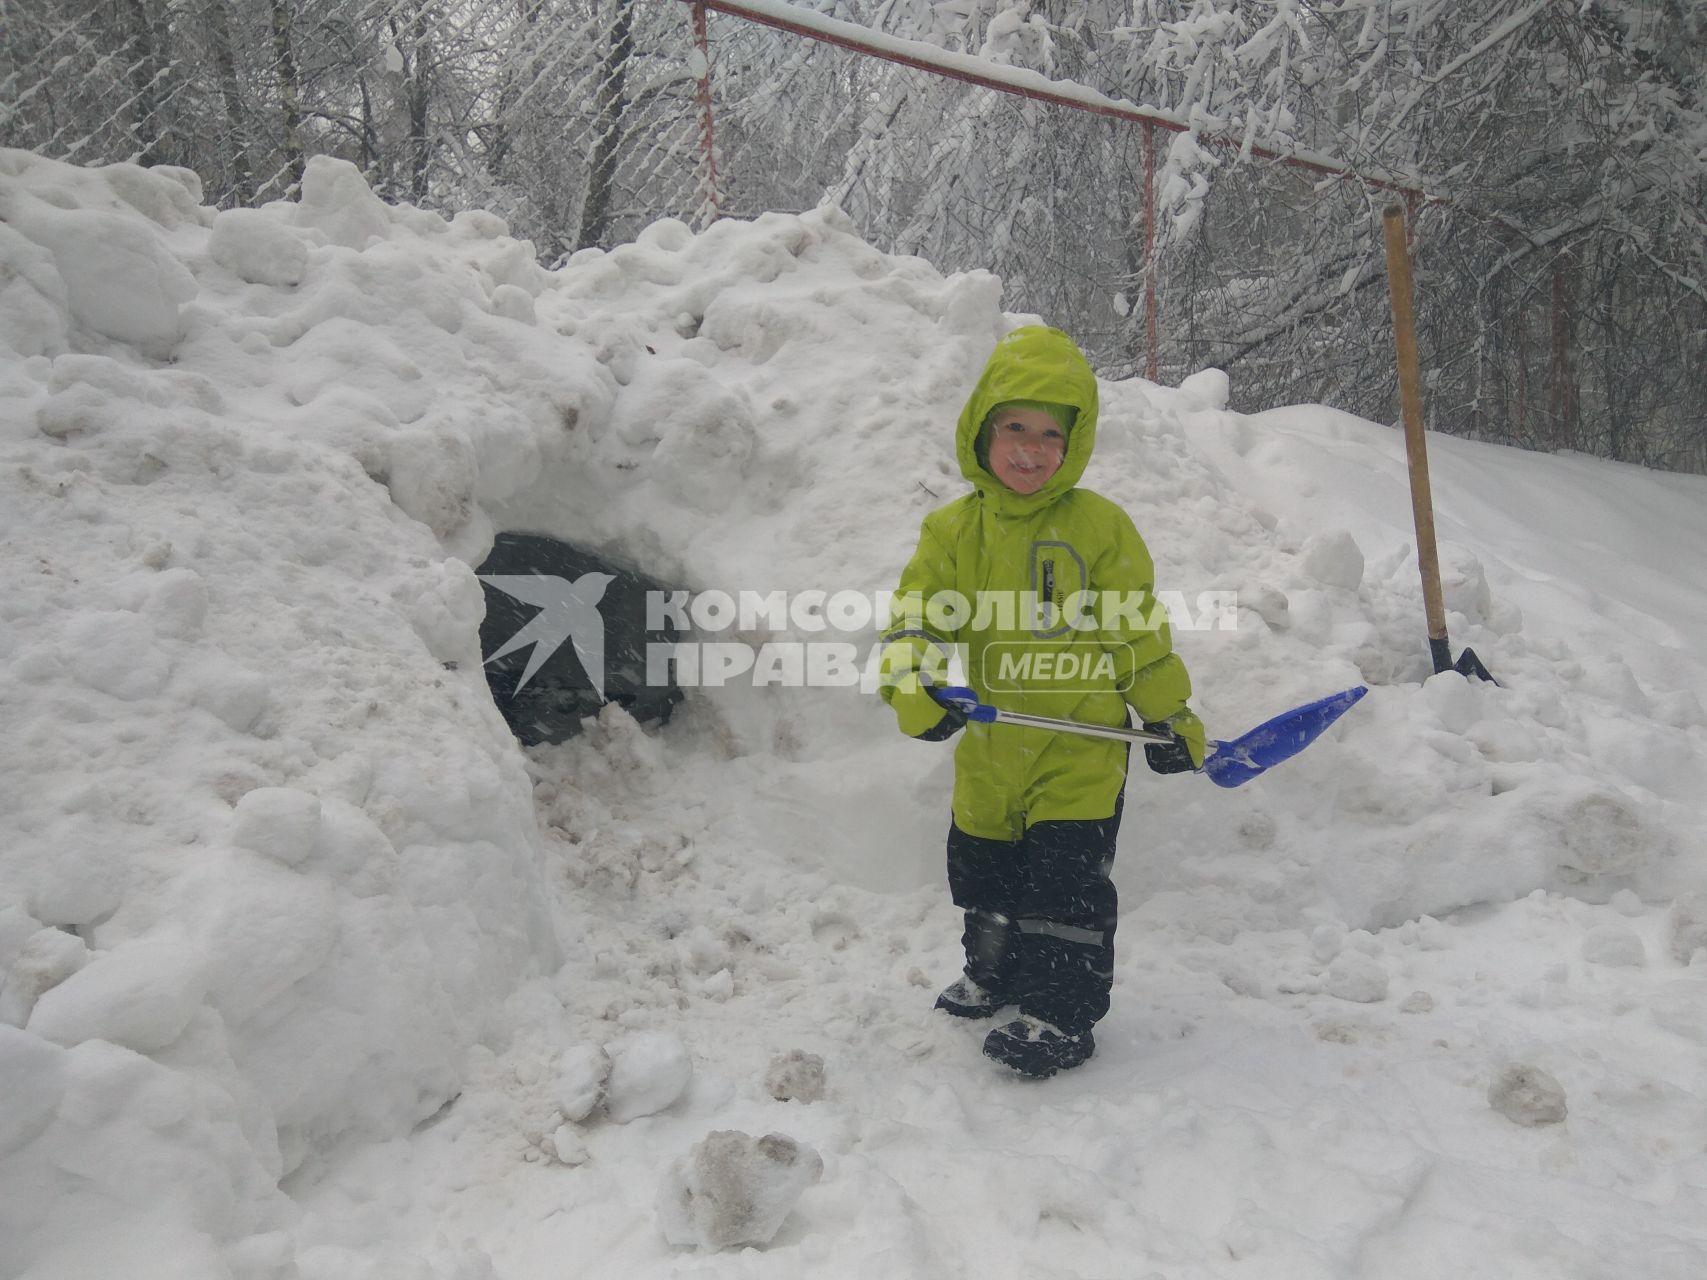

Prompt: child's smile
[987,407,1067,494]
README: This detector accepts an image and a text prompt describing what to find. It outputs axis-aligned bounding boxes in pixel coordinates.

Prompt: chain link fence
[0,0,1512,439]
[0,0,712,235]
[4,0,1702,471]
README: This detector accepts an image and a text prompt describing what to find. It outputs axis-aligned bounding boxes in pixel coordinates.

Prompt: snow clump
[2,184,197,354]
[208,208,308,287]
[1325,951,1389,1003]
[25,935,206,1054]
[764,1049,826,1103]
[1668,895,1707,965]
[229,788,322,869]
[1300,528,1365,591]
[1488,1064,1568,1127]
[656,1130,824,1249]
[603,1030,693,1123]
[551,1043,612,1123]
[0,927,88,1027]
[1176,366,1230,410]
[1648,979,1707,1045]
[1581,925,1645,968]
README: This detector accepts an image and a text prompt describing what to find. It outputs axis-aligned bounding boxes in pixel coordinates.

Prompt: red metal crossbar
[687,0,1425,194]
[683,0,1428,378]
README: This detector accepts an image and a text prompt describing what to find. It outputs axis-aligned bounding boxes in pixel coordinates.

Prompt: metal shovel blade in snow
[928,685,1368,789]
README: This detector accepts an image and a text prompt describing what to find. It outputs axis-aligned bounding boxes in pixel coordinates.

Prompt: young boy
[879,325,1205,1078]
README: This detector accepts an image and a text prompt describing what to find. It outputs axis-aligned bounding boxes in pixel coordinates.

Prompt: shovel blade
[1203,685,1368,788]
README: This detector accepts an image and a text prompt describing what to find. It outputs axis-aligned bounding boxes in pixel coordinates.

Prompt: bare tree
[206,0,255,201]
[270,0,306,192]
[578,0,636,248]
[121,0,170,166]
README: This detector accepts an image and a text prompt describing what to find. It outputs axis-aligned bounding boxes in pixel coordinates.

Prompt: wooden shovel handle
[1382,205,1449,656]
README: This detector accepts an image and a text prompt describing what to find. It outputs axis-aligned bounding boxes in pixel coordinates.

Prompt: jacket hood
[956,326,1100,515]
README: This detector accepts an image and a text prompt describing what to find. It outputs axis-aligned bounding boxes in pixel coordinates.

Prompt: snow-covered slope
[1,149,1704,1279]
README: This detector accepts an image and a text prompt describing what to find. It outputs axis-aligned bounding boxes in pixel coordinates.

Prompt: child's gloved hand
[889,675,960,739]
[1142,708,1207,773]
[926,686,992,721]
[880,641,962,740]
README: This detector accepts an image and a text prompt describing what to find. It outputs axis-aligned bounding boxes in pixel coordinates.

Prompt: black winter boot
[982,1014,1095,1078]
[934,973,1012,1019]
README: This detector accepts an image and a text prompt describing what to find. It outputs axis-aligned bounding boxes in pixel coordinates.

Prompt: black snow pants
[945,792,1124,1034]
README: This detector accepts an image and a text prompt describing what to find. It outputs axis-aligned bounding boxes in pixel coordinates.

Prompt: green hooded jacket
[880,326,1193,841]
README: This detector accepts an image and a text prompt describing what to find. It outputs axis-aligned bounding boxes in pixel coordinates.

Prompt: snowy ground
[2,149,1705,1279]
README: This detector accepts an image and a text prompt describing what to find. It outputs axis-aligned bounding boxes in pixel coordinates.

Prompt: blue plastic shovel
[927,684,1368,788]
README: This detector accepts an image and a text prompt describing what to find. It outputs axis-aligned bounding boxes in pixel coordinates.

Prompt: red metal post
[1549,260,1575,448]
[1513,308,1529,443]
[1143,121,1158,382]
[692,0,721,224]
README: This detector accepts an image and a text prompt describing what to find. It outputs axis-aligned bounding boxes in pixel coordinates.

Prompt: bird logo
[479,571,615,699]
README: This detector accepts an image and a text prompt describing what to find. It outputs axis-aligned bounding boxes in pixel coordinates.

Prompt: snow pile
[0,149,583,1275]
[0,148,1027,1275]
[0,1027,296,1280]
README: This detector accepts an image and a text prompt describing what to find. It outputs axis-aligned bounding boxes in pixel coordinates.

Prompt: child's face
[986,407,1067,494]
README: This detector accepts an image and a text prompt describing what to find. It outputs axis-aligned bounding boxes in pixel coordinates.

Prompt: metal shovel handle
[985,706,1179,746]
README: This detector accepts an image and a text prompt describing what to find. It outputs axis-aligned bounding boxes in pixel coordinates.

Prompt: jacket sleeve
[878,514,959,735]
[1093,508,1193,725]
